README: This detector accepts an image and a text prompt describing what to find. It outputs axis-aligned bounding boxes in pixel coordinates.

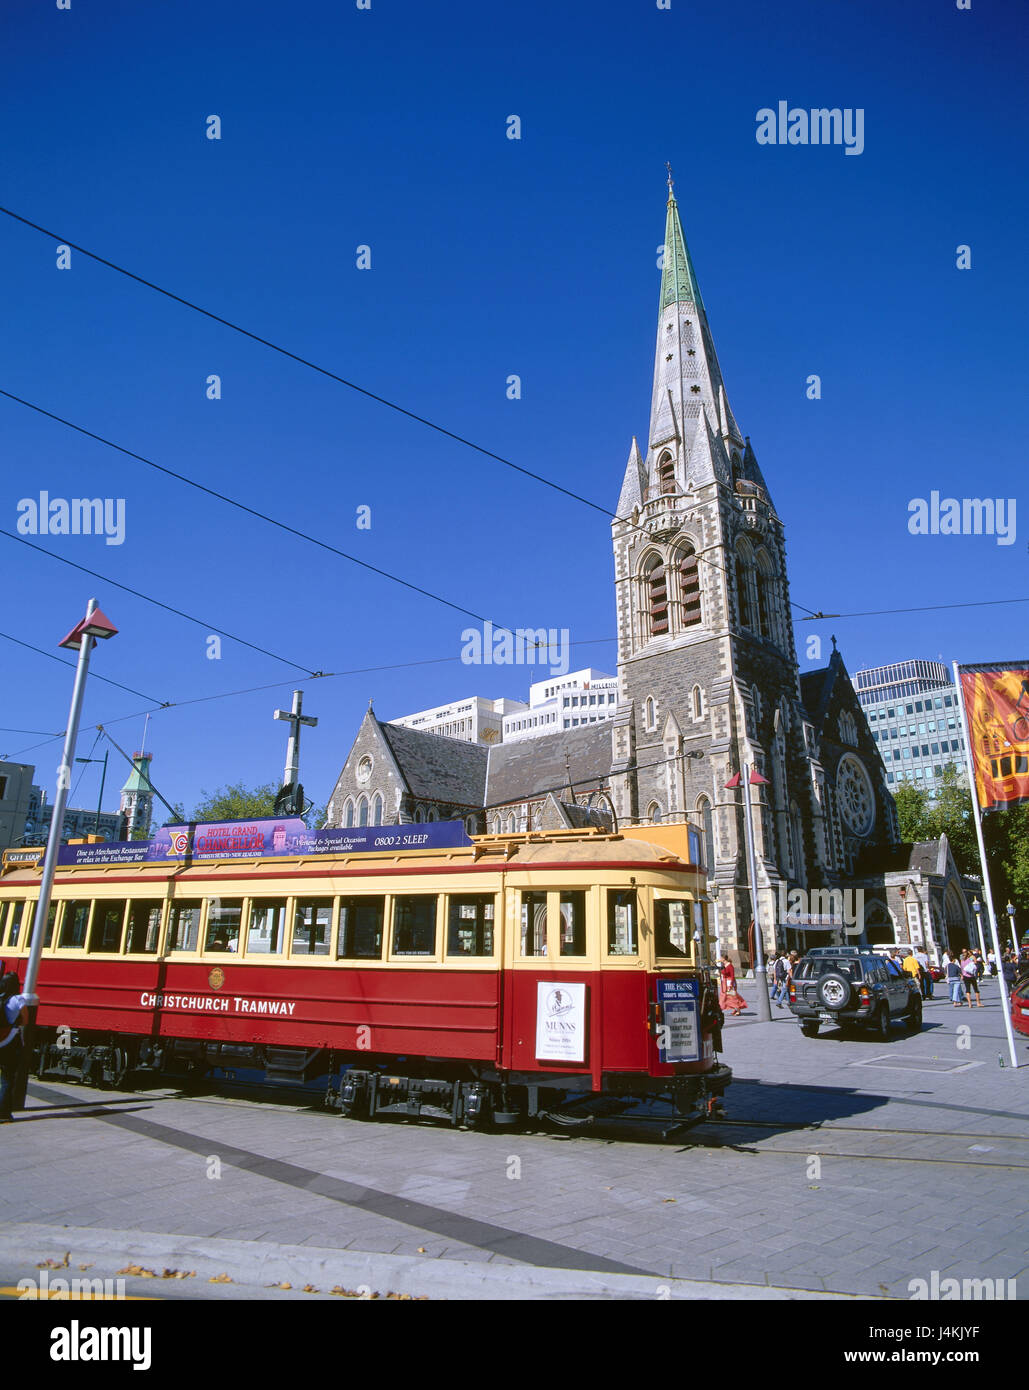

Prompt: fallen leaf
[117,1265,157,1278]
[208,1273,233,1284]
[662,1198,676,1204]
[416,1247,426,1253]
[268,1281,292,1290]
[302,1284,319,1294]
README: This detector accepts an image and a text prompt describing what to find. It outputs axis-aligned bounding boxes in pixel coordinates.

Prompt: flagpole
[953,662,1020,1069]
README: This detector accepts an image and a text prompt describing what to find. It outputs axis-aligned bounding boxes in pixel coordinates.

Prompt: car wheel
[872,1004,891,1040]
[816,971,854,1012]
[906,997,923,1032]
[800,1021,820,1037]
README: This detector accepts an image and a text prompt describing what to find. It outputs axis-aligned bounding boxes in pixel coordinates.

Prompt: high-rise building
[852,660,966,798]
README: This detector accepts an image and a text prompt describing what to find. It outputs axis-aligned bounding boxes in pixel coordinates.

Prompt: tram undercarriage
[31,1028,731,1132]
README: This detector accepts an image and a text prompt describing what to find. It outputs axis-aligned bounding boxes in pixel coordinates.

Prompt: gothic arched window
[372,793,383,824]
[645,696,657,730]
[677,545,702,628]
[697,796,714,870]
[692,685,704,721]
[643,553,668,636]
[344,798,355,828]
[358,796,369,827]
[755,548,776,641]
[647,801,663,825]
[657,451,676,495]
[735,540,757,630]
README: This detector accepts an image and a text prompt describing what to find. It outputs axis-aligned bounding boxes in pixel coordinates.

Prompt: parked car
[928,963,945,983]
[789,946,923,1038]
[1010,979,1029,1039]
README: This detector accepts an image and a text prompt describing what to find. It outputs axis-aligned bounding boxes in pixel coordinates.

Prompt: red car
[1010,979,1029,1038]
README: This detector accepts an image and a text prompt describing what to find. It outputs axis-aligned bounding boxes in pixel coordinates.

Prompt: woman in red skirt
[717,955,747,1016]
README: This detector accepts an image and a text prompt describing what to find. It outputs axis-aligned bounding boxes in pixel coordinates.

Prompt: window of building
[520,891,548,956]
[644,555,669,636]
[654,899,690,957]
[338,896,385,959]
[658,451,676,495]
[372,793,383,824]
[647,801,663,824]
[292,899,332,956]
[645,697,656,730]
[678,547,702,628]
[344,799,355,828]
[692,685,704,720]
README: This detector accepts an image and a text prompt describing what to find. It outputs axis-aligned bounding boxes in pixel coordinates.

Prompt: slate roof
[377,721,487,806]
[854,838,949,877]
[485,722,613,808]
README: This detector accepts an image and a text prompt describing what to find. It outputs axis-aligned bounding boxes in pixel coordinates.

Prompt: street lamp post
[726,765,773,1023]
[971,898,988,961]
[1006,900,1018,956]
[16,600,117,1109]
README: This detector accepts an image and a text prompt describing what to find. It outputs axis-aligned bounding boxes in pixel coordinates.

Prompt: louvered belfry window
[649,562,669,635]
[679,549,701,627]
[658,453,676,495]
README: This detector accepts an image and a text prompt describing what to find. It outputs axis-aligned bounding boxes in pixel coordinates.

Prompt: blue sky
[1,0,1026,821]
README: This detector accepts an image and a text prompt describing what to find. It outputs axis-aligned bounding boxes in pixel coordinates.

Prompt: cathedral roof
[485,721,613,809]
[377,721,487,806]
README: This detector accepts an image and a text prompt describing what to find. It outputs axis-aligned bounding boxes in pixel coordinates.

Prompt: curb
[0,1223,888,1302]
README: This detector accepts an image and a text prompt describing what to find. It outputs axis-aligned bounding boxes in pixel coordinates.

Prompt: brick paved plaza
[1,976,1025,1301]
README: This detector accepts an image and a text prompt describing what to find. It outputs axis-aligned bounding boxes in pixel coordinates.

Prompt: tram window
[447,896,494,957]
[520,892,548,957]
[292,899,333,956]
[90,901,127,954]
[168,901,203,952]
[4,901,26,948]
[247,899,287,955]
[126,903,162,954]
[607,890,637,956]
[338,896,385,959]
[205,898,242,953]
[23,902,59,950]
[392,896,437,956]
[559,892,587,957]
[58,900,92,950]
[654,900,690,958]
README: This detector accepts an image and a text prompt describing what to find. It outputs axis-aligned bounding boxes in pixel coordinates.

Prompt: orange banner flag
[957,664,1029,814]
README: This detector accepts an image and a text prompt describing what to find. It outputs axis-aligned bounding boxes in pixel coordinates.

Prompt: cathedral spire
[647,175,742,490]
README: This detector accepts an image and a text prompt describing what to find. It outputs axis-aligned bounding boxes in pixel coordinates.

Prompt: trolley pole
[14,600,118,1108]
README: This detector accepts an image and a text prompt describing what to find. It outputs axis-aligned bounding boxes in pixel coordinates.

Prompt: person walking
[987,949,997,977]
[915,945,932,999]
[0,970,31,1124]
[902,947,921,991]
[946,952,964,1006]
[717,955,747,1016]
[771,951,790,1008]
[961,949,982,1007]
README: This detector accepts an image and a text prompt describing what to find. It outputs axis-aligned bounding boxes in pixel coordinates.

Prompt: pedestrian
[0,970,30,1124]
[914,945,932,998]
[771,951,789,1008]
[1002,952,1017,991]
[960,950,982,1008]
[717,955,747,1016]
[987,949,997,977]
[945,952,964,1006]
[974,950,985,980]
[902,947,921,989]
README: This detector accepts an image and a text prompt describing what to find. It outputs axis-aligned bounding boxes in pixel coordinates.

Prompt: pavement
[1,976,1026,1301]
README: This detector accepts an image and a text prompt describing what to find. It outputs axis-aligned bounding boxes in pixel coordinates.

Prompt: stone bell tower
[611,173,824,959]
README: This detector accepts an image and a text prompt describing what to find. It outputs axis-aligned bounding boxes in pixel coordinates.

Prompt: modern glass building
[853,660,965,798]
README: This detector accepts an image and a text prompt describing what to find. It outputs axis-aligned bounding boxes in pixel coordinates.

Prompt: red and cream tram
[0,818,730,1129]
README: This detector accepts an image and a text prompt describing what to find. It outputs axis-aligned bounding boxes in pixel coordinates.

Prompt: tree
[192,783,278,822]
[893,783,931,843]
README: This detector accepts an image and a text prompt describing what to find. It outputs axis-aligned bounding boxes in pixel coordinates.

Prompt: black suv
[788,947,923,1038]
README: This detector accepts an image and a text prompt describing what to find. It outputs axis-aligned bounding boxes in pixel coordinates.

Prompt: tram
[0,817,731,1129]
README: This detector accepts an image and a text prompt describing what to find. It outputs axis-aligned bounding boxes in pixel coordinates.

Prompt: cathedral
[326,178,899,963]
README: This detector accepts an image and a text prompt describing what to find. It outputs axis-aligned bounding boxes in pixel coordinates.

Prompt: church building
[326,177,899,963]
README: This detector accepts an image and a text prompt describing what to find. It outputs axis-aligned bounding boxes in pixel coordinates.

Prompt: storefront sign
[535,982,587,1063]
[656,977,700,1063]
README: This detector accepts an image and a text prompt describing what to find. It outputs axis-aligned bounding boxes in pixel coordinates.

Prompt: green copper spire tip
[659,179,705,314]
